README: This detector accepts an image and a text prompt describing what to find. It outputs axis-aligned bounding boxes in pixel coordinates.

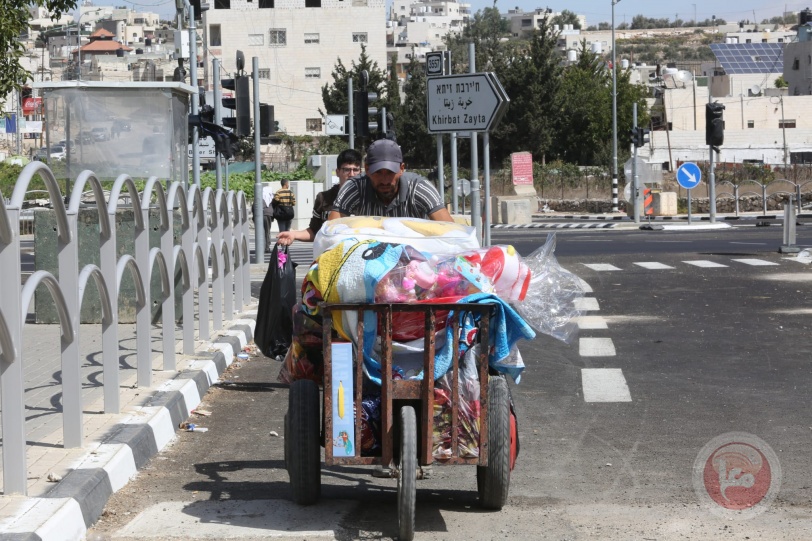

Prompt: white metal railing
[0,162,250,495]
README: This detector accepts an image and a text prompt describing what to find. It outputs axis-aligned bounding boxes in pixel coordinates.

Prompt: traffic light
[639,127,650,146]
[190,0,209,20]
[629,128,639,147]
[221,75,250,137]
[705,102,725,149]
[353,90,380,138]
[260,103,274,137]
[274,120,280,133]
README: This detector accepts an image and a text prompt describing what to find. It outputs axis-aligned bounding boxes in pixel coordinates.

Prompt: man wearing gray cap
[328,139,453,222]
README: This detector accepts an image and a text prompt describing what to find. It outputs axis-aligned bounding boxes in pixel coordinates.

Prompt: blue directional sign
[677,162,702,189]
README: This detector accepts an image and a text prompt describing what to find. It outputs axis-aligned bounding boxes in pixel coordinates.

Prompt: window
[793,58,800,70]
[747,120,754,128]
[257,68,270,79]
[214,0,230,9]
[269,29,286,45]
[352,32,368,43]
[210,24,221,46]
[304,33,319,44]
[248,34,264,46]
[306,118,322,131]
[521,18,532,27]
[259,0,273,7]
[779,119,796,129]
[305,0,321,6]
[305,67,321,78]
[778,38,784,43]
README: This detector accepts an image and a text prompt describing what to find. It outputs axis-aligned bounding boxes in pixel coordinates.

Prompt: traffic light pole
[184,0,200,188]
[632,103,640,224]
[252,56,264,264]
[213,58,223,191]
[348,78,354,150]
[468,43,481,241]
[708,92,716,224]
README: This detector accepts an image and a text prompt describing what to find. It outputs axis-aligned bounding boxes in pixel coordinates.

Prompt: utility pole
[252,56,263,264]
[611,0,622,213]
[213,58,223,190]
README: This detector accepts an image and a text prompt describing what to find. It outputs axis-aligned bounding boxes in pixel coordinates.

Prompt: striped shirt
[332,172,444,218]
[272,188,296,207]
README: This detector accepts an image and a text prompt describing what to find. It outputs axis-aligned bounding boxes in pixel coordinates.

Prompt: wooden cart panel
[322,302,492,468]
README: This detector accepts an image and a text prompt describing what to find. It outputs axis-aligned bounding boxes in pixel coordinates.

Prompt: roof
[75,40,133,54]
[709,43,784,74]
[90,28,116,38]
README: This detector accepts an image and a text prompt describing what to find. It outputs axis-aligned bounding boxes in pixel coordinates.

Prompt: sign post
[677,162,702,224]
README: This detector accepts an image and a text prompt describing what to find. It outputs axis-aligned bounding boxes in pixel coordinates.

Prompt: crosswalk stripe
[575,315,608,330]
[633,262,675,270]
[682,260,729,268]
[582,263,622,271]
[732,258,780,266]
[579,337,616,356]
[581,368,632,402]
[574,297,600,311]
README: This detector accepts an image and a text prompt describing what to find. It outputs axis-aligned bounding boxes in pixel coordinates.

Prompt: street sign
[325,114,347,135]
[188,136,215,161]
[425,51,445,77]
[677,162,702,189]
[426,73,509,134]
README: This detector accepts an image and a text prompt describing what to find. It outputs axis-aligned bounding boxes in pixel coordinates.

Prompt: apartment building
[204,0,387,136]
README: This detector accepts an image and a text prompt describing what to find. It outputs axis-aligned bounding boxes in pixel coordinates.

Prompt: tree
[320,43,388,116]
[775,75,788,89]
[551,9,581,30]
[1,0,76,109]
[396,56,434,167]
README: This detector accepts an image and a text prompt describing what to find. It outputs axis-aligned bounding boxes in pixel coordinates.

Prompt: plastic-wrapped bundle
[432,345,482,460]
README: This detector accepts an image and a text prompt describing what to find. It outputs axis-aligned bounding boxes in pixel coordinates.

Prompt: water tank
[554,24,560,32]
[591,42,602,54]
[145,37,152,46]
[621,58,630,69]
[801,8,812,26]
[116,48,124,57]
[725,37,733,43]
[567,49,577,62]
[135,48,143,54]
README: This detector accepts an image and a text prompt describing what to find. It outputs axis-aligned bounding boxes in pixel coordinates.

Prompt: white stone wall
[206,1,387,136]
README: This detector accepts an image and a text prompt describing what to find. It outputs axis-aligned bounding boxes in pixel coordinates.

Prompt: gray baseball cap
[366,139,403,174]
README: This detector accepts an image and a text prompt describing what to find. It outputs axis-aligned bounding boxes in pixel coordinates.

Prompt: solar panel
[710,43,784,74]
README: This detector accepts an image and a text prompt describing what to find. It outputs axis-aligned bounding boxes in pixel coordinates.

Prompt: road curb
[3,314,258,541]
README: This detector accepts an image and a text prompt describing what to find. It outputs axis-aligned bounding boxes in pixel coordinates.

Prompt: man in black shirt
[276,148,363,245]
[328,139,453,222]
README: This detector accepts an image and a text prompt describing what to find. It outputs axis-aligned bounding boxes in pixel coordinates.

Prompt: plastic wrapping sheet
[432,344,482,460]
[513,233,585,344]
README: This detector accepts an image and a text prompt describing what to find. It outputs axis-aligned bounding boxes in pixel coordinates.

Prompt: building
[504,8,586,38]
[204,0,388,136]
[783,20,812,96]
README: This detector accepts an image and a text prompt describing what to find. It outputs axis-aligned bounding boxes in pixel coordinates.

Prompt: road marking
[731,242,767,245]
[582,263,622,271]
[574,297,600,311]
[683,260,728,268]
[575,315,608,330]
[577,278,593,293]
[732,258,780,266]
[579,337,616,357]
[581,368,632,402]
[633,262,675,270]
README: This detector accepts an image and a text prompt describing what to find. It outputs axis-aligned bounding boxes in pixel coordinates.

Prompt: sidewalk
[0,264,282,540]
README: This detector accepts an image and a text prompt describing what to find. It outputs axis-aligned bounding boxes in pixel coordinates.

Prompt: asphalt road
[87,225,812,540]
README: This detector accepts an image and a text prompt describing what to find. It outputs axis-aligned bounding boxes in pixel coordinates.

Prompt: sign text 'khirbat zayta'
[426,73,508,134]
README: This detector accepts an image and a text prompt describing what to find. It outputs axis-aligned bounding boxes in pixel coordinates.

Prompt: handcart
[285,301,514,541]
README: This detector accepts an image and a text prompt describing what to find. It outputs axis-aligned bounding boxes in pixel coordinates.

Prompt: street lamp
[611,0,621,212]
[76,8,103,81]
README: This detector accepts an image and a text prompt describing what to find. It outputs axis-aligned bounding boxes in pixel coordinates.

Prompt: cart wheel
[397,406,417,541]
[287,379,321,505]
[477,376,511,510]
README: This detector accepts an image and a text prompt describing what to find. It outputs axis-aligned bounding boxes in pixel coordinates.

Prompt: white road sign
[189,136,216,161]
[325,114,347,135]
[426,73,509,134]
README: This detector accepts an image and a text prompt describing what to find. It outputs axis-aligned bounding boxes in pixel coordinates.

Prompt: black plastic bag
[255,244,297,358]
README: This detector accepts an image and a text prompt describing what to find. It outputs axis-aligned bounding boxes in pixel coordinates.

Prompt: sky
[75,0,806,25]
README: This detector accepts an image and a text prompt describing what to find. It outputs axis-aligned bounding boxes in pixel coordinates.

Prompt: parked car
[58,139,74,152]
[33,145,66,161]
[78,131,95,145]
[91,127,110,142]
